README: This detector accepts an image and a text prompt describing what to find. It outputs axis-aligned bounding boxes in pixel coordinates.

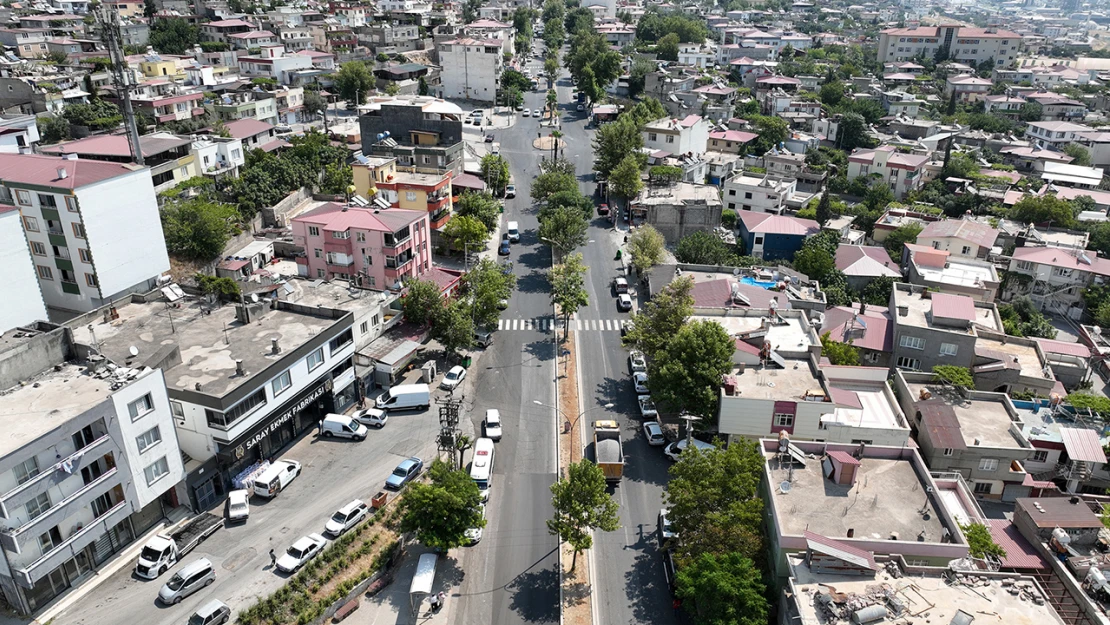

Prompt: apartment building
[291,204,432,288]
[706,129,757,155]
[1023,92,1087,121]
[846,145,930,199]
[722,174,798,215]
[375,171,454,230]
[945,74,992,101]
[111,80,205,124]
[237,45,313,85]
[41,133,199,194]
[0,324,184,614]
[0,153,169,316]
[629,182,723,244]
[0,115,39,154]
[1005,245,1110,309]
[820,304,893,368]
[68,298,356,511]
[358,96,465,175]
[190,135,244,179]
[835,245,901,291]
[891,284,1003,372]
[1025,120,1092,149]
[0,207,48,330]
[212,91,278,125]
[903,244,1000,302]
[737,212,820,261]
[436,38,502,102]
[915,217,999,260]
[641,114,711,157]
[199,18,254,43]
[878,25,1022,67]
[0,28,50,59]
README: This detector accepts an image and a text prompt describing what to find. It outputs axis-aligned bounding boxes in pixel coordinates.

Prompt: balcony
[2,465,119,543]
[0,435,115,519]
[12,499,129,588]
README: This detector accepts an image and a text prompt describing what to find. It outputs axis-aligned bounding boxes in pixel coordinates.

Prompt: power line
[96,4,144,166]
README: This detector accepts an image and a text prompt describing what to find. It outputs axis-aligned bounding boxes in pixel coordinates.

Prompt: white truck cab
[136,535,178,579]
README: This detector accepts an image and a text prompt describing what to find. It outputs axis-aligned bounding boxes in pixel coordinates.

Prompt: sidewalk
[342,545,462,625]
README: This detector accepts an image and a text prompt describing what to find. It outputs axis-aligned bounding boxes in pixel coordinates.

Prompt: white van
[252,459,301,498]
[158,558,215,605]
[375,383,431,411]
[506,221,520,243]
[320,413,368,441]
[469,437,496,501]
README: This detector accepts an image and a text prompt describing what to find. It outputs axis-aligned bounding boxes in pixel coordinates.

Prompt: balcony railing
[12,499,129,588]
[6,466,119,540]
[0,435,114,519]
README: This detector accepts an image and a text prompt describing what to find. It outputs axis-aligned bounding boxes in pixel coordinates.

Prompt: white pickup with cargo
[135,513,223,579]
[375,383,431,412]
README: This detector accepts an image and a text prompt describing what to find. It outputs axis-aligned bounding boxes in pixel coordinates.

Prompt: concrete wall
[0,323,71,390]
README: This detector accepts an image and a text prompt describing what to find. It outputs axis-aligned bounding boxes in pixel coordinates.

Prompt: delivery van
[320,413,367,441]
[375,383,431,411]
[252,460,301,499]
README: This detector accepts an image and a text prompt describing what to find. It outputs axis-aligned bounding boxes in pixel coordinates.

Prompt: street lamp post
[534,400,613,435]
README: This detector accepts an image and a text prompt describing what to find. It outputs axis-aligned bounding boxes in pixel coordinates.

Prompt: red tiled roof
[224,118,274,139]
[1060,427,1108,464]
[919,218,999,248]
[294,203,426,233]
[709,130,758,143]
[827,450,861,466]
[988,520,1047,569]
[820,306,893,353]
[1034,338,1091,358]
[1012,246,1110,277]
[734,338,762,355]
[834,245,901,278]
[0,153,139,190]
[425,266,463,293]
[738,212,820,236]
[931,292,977,322]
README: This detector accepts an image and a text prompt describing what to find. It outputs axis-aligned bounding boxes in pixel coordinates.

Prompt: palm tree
[454,434,472,470]
[551,130,563,161]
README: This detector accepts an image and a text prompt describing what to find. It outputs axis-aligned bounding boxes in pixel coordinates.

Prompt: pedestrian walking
[269,549,276,568]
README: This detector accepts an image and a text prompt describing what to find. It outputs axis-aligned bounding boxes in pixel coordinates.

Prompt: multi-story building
[915,217,999,260]
[0,153,169,316]
[903,244,1000,302]
[945,74,992,101]
[0,324,184,614]
[877,25,1022,68]
[0,206,48,330]
[737,212,820,261]
[109,80,205,125]
[212,91,278,125]
[291,204,432,288]
[224,118,278,150]
[1005,245,1110,310]
[463,19,514,51]
[629,182,723,244]
[237,45,313,84]
[1023,91,1087,121]
[846,145,929,199]
[374,171,454,230]
[359,96,465,175]
[0,114,39,154]
[363,23,420,53]
[820,303,893,368]
[190,135,244,179]
[722,174,798,215]
[436,38,503,102]
[1024,120,1091,149]
[199,18,254,43]
[41,132,199,194]
[642,114,711,157]
[891,284,1003,372]
[0,28,50,59]
[835,245,902,291]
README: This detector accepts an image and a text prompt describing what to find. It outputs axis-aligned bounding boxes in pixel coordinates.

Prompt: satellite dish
[128,346,139,357]
[250,293,259,303]
[780,481,792,493]
[732,267,740,275]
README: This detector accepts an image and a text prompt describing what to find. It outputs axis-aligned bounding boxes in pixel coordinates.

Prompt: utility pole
[97,4,143,165]
[436,394,464,469]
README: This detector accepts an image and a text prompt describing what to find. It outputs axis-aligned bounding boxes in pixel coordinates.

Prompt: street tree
[400,459,485,551]
[675,231,733,265]
[648,320,734,419]
[538,205,589,259]
[532,171,578,202]
[540,157,576,176]
[432,299,475,356]
[464,258,517,330]
[544,56,560,83]
[814,189,833,226]
[547,459,620,571]
[402,278,445,327]
[626,97,667,126]
[622,276,694,359]
[627,224,666,275]
[480,154,511,196]
[593,115,645,177]
[1009,194,1076,229]
[149,18,199,55]
[837,112,873,151]
[443,214,489,254]
[303,90,326,119]
[334,61,374,105]
[609,154,644,205]
[675,552,769,625]
[160,198,238,261]
[550,253,589,339]
[455,192,501,233]
[540,189,593,221]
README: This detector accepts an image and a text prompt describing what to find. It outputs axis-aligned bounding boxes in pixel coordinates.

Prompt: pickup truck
[593,420,624,484]
[135,513,223,579]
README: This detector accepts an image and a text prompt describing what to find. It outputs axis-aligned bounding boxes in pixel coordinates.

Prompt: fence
[262,186,313,228]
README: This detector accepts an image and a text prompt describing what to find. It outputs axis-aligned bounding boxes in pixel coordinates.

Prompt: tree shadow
[515,269,550,294]
[523,338,555,363]
[625,540,681,625]
[506,561,559,623]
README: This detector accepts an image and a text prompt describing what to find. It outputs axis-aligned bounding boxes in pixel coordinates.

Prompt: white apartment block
[0,115,39,154]
[642,114,712,157]
[0,153,169,317]
[437,38,503,102]
[190,136,245,178]
[0,326,184,615]
[1025,120,1092,149]
[878,25,1022,68]
[0,208,47,331]
[237,45,313,85]
[722,174,798,214]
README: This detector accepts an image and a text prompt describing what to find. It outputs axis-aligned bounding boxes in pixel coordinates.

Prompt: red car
[597,203,609,215]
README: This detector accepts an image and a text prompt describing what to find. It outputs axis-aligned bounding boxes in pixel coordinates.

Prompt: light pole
[534,400,614,435]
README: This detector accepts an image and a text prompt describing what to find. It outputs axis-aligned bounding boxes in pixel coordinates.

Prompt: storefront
[331,358,359,413]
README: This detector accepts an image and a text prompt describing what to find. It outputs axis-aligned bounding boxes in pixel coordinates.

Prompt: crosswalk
[496,317,625,332]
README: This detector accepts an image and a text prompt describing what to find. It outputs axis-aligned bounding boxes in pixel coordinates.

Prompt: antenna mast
[97,4,144,166]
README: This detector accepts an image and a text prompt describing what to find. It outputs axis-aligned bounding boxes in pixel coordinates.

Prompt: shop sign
[240,382,329,453]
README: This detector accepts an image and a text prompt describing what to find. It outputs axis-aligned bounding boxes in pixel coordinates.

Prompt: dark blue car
[498,239,511,255]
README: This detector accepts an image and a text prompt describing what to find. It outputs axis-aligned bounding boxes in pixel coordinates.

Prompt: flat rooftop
[281,278,397,315]
[1018,404,1109,447]
[788,557,1064,625]
[914,257,997,288]
[696,314,816,352]
[0,364,152,457]
[906,383,1023,448]
[634,182,723,206]
[767,451,946,542]
[70,298,341,398]
[732,359,820,400]
[895,288,1000,333]
[821,383,903,430]
[977,336,1045,379]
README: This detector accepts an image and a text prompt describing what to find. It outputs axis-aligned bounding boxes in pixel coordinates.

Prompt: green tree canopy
[539,205,589,258]
[432,298,475,355]
[675,552,768,625]
[820,331,861,366]
[1008,194,1076,229]
[627,224,666,275]
[837,112,874,152]
[532,171,579,202]
[334,61,374,105]
[593,115,644,177]
[400,458,485,551]
[750,115,789,154]
[623,276,694,359]
[402,278,445,327]
[656,33,680,61]
[160,198,238,261]
[960,522,1007,559]
[480,154,511,196]
[883,223,923,261]
[547,459,620,571]
[455,192,501,233]
[648,320,734,420]
[550,253,589,338]
[860,275,897,306]
[675,231,733,265]
[463,258,516,330]
[1064,143,1092,167]
[933,365,974,389]
[819,80,845,106]
[443,214,489,252]
[540,189,593,221]
[609,154,645,202]
[149,18,199,55]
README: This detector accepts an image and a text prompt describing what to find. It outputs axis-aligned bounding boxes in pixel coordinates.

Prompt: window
[143,457,170,486]
[1031,450,1049,463]
[356,232,365,242]
[23,215,38,231]
[333,230,350,240]
[896,356,920,370]
[308,226,320,237]
[39,527,61,554]
[942,448,954,457]
[306,347,324,371]
[744,192,753,199]
[978,458,998,472]
[728,189,736,196]
[25,492,51,520]
[405,191,418,202]
[317,268,326,278]
[85,273,98,287]
[136,426,162,453]
[30,241,46,256]
[37,265,53,280]
[754,235,764,245]
[773,413,794,427]
[899,335,925,350]
[16,190,31,205]
[78,248,92,263]
[1053,267,1073,277]
[961,245,971,255]
[72,223,86,239]
[1016,261,1034,271]
[649,133,657,142]
[268,369,292,396]
[314,248,322,258]
[939,343,958,357]
[665,135,674,144]
[128,394,154,420]
[170,400,184,419]
[973,481,992,494]
[14,457,40,485]
[37,194,56,208]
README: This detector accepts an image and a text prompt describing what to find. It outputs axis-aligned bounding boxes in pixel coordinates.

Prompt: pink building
[292,203,431,288]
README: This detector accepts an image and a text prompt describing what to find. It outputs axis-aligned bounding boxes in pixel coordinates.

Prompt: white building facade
[436,38,503,102]
[0,208,47,331]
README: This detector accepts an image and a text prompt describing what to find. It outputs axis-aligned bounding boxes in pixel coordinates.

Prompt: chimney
[235,359,245,376]
[56,167,68,179]
[860,301,867,315]
[271,337,281,354]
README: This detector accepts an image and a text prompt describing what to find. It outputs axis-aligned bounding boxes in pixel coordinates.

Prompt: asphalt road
[446,48,560,625]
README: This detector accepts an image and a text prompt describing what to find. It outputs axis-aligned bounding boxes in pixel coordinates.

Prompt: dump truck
[135,512,223,579]
[593,420,624,484]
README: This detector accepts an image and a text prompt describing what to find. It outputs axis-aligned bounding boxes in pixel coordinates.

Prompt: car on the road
[576,103,585,111]
[274,125,293,135]
[352,407,388,428]
[484,409,503,441]
[614,277,629,294]
[516,103,525,111]
[632,372,649,394]
[532,109,541,118]
[643,421,666,446]
[385,457,424,490]
[441,365,467,390]
[638,395,658,419]
[505,184,516,198]
[597,203,609,215]
[189,599,231,625]
[226,489,249,523]
[325,500,369,536]
[659,508,677,544]
[617,293,633,312]
[275,533,327,573]
[522,108,531,117]
[499,238,511,255]
[484,134,494,143]
[466,503,487,545]
[158,558,215,605]
[663,438,715,461]
[628,350,647,372]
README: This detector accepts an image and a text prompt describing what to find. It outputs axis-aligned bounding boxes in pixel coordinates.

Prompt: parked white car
[628,350,647,373]
[226,490,249,523]
[325,500,368,537]
[484,409,503,441]
[637,395,658,419]
[632,372,649,394]
[441,365,467,390]
[352,407,388,428]
[276,534,327,573]
[643,421,665,446]
[465,503,487,545]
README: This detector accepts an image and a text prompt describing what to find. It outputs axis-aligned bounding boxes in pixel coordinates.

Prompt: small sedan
[353,407,387,428]
[516,103,525,111]
[441,365,466,390]
[638,395,658,419]
[385,457,424,490]
[484,134,494,143]
[643,421,666,446]
[276,534,326,573]
[499,239,511,256]
[597,203,609,215]
[617,293,633,312]
[532,109,541,118]
[659,508,677,545]
[576,103,585,111]
[632,372,649,394]
[465,503,487,545]
[522,109,531,117]
[484,409,503,441]
[629,350,647,373]
[505,184,516,198]
[325,500,368,536]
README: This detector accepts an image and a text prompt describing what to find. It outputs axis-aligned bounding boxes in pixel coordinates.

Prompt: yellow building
[139,58,186,81]
[352,156,397,199]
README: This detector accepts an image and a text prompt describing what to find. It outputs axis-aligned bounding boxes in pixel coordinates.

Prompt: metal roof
[1060,426,1108,464]
[917,402,967,451]
[930,292,977,322]
[803,531,877,571]
[987,520,1046,569]
[827,450,861,466]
